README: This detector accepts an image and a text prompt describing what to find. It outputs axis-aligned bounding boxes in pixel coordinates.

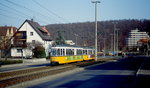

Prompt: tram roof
[52,45,94,49]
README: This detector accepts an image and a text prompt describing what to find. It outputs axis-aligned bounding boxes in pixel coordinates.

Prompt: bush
[0,60,23,65]
[33,46,46,58]
[46,56,50,59]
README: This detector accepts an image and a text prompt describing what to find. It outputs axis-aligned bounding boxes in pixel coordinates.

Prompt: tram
[50,45,95,64]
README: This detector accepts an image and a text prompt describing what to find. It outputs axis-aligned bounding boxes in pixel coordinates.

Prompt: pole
[110,34,113,53]
[114,23,116,56]
[104,38,106,57]
[92,1,100,61]
[113,22,117,56]
[117,29,118,56]
[116,29,119,56]
[75,34,78,46]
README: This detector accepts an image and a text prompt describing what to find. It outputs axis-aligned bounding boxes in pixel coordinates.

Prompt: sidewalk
[0,59,50,69]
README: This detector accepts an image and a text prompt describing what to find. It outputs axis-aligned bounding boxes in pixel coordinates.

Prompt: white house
[11,19,52,58]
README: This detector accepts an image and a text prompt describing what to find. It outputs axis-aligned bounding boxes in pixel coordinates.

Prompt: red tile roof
[0,26,17,36]
[24,20,51,41]
[42,26,51,36]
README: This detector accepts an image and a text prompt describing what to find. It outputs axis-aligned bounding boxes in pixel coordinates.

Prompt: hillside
[45,19,150,51]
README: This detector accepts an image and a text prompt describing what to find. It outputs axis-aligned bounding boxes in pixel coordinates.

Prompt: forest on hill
[45,19,150,52]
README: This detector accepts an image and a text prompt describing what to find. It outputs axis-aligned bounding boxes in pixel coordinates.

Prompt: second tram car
[50,45,95,64]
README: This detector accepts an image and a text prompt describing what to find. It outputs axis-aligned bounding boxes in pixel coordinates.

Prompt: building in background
[126,28,149,52]
[11,19,52,58]
[65,40,75,45]
[0,26,17,57]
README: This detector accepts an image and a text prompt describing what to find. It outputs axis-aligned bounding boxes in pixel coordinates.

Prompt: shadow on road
[28,56,150,88]
[57,57,149,88]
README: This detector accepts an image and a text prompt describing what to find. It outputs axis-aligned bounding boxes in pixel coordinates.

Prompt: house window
[30,32,33,36]
[32,40,35,44]
[17,49,22,53]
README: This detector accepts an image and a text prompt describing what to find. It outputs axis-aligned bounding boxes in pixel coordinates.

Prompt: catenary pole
[91,1,100,61]
[116,28,119,56]
[113,22,117,56]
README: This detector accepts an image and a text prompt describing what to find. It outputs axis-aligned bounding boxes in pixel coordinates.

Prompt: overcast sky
[0,0,150,27]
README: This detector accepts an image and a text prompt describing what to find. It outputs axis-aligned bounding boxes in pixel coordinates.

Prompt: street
[27,56,150,88]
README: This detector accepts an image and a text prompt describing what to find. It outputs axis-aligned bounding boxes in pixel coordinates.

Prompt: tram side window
[93,50,95,54]
[60,49,65,56]
[88,50,92,55]
[66,49,74,55]
[77,49,82,55]
[71,49,74,55]
[66,49,71,55]
[66,49,69,55]
[83,50,87,55]
[57,49,60,56]
[63,49,65,56]
[60,49,63,56]
[57,49,64,56]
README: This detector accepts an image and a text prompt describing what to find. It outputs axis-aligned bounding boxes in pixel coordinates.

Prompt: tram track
[0,64,75,88]
[0,65,76,88]
[0,58,114,88]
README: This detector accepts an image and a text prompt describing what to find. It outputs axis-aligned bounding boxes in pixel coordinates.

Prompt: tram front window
[51,49,57,56]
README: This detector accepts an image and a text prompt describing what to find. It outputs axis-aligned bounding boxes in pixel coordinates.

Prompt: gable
[17,20,51,41]
[18,21,43,42]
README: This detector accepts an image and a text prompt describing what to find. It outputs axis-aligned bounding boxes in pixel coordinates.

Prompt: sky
[0,0,150,27]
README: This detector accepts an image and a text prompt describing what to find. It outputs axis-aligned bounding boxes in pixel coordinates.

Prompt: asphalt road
[133,57,150,88]
[27,56,150,88]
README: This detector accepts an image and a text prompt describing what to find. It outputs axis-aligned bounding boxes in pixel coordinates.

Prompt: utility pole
[116,28,119,56]
[112,22,117,56]
[92,1,100,61]
[103,38,106,57]
[74,34,78,46]
[110,34,114,53]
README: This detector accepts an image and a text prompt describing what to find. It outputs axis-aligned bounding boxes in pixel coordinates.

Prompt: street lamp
[91,1,100,61]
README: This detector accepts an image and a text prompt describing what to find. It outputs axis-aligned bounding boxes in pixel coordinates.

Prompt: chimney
[31,19,34,22]
[6,28,9,36]
[10,27,13,35]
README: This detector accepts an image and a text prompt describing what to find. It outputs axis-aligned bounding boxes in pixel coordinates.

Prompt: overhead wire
[0,13,22,21]
[4,0,51,24]
[0,2,32,19]
[1,0,70,25]
[6,0,67,24]
[32,0,70,23]
[0,8,27,19]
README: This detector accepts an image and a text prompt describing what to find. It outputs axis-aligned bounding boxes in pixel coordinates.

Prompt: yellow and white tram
[50,45,95,64]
